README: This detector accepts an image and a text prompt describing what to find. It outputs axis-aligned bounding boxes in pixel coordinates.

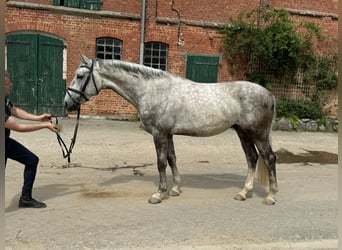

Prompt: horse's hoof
[169,188,181,196]
[234,193,246,201]
[148,193,164,204]
[262,197,276,205]
[148,197,162,204]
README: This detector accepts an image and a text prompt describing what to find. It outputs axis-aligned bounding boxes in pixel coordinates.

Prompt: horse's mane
[98,59,174,80]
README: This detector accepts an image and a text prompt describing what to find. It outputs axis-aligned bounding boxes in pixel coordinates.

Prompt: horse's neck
[97,62,147,108]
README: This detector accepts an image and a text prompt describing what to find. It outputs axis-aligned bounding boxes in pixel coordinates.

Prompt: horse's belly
[172,125,231,137]
[171,113,236,136]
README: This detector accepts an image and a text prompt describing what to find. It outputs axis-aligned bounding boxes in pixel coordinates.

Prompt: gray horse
[64,54,278,205]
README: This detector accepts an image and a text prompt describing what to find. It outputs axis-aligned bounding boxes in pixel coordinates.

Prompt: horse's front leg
[148,134,169,204]
[167,135,181,196]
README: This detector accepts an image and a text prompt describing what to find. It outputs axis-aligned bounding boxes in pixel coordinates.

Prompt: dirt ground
[5,118,338,250]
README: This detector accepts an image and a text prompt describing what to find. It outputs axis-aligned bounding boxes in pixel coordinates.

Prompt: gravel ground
[5,118,338,250]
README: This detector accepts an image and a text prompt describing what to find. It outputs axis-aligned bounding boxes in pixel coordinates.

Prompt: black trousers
[5,137,39,193]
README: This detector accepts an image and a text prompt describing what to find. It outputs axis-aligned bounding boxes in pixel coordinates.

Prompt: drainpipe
[139,0,146,65]
[171,0,183,45]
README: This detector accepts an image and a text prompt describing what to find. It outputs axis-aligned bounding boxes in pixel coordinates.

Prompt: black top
[5,96,13,138]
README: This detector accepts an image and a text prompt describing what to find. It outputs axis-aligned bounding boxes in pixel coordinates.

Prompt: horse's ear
[80,53,91,65]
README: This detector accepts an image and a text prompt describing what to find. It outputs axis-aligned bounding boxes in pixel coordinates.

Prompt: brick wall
[157,0,261,22]
[270,0,338,15]
[5,0,338,117]
[102,0,141,14]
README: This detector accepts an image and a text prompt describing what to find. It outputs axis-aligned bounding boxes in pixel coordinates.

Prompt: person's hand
[38,113,52,122]
[46,123,59,133]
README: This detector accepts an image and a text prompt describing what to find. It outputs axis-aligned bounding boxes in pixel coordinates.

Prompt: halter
[66,59,99,106]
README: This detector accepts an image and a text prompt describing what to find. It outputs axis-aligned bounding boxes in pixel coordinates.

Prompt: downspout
[139,0,146,65]
[171,0,184,45]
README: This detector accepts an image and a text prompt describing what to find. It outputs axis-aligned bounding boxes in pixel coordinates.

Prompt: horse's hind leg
[255,137,278,205]
[167,135,181,196]
[149,133,169,204]
[233,126,259,201]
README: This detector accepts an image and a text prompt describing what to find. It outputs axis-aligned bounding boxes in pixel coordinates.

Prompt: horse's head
[64,54,100,111]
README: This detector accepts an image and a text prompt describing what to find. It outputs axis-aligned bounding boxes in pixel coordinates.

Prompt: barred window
[143,42,168,71]
[96,38,122,60]
[53,0,101,10]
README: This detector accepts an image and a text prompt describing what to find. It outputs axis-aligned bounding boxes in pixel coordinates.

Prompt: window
[53,0,101,11]
[143,42,168,71]
[96,38,122,60]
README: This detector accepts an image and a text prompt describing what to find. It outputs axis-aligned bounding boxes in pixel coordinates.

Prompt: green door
[186,55,219,83]
[6,34,65,115]
[38,35,65,115]
[6,34,37,113]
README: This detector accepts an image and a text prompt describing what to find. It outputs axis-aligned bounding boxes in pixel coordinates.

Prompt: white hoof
[148,192,167,204]
[263,195,276,205]
[169,187,181,196]
[234,192,246,201]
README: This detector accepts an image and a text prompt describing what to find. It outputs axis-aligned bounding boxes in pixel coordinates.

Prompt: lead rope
[52,107,81,163]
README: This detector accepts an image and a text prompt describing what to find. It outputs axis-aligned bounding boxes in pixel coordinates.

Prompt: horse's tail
[257,156,269,187]
[257,94,276,187]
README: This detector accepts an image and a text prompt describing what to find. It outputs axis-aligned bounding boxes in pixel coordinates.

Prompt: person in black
[5,71,58,208]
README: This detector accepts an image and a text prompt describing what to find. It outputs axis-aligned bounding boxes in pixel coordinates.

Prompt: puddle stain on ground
[276,148,337,165]
[81,191,127,198]
[80,184,128,198]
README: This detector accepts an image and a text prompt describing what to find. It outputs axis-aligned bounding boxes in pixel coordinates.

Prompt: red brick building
[5,0,338,118]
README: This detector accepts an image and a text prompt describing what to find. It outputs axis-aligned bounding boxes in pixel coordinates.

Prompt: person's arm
[11,106,51,122]
[5,116,58,133]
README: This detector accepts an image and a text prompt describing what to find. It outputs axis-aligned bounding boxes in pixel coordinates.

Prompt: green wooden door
[38,35,65,115]
[186,55,219,83]
[6,34,65,115]
[6,34,38,113]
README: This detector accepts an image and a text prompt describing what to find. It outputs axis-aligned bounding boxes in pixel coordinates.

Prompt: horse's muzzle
[64,101,79,112]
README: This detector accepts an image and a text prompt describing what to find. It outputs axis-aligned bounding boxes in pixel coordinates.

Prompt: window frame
[96,37,122,60]
[143,42,168,71]
[53,0,102,11]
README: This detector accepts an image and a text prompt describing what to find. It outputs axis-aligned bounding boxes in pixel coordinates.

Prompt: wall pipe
[139,0,146,65]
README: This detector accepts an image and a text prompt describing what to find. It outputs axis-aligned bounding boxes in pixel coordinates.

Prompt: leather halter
[66,59,99,106]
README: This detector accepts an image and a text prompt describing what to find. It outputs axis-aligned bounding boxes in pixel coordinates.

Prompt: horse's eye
[77,74,82,79]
